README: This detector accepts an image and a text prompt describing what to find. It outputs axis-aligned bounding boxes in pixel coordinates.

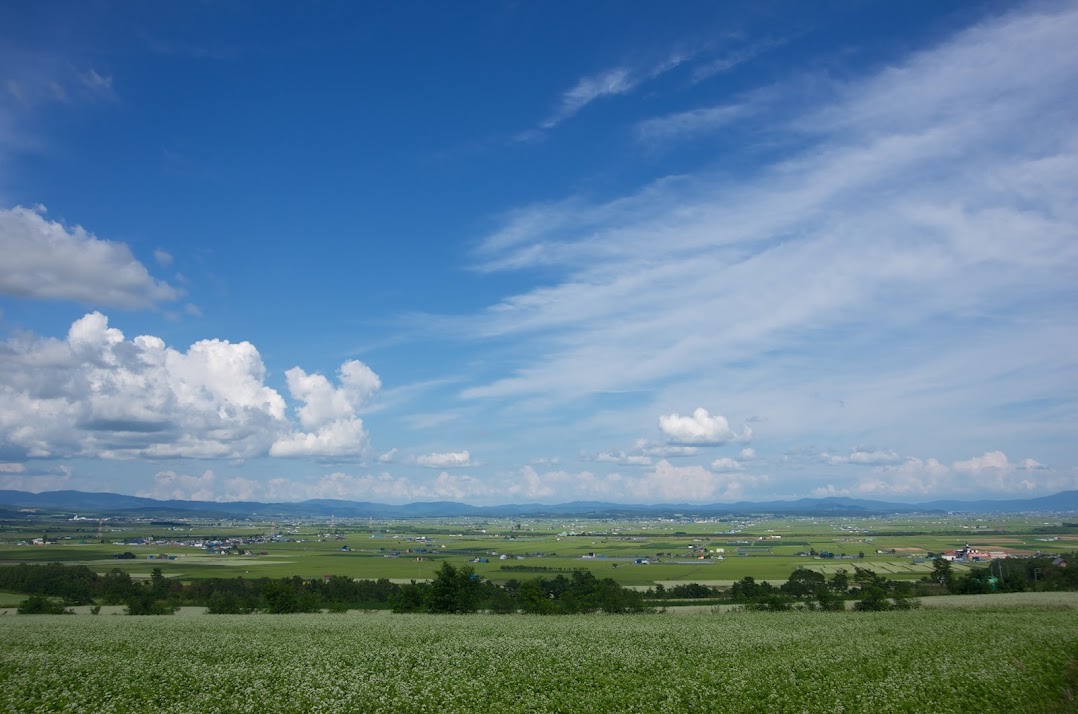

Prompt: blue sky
[1,1,1075,504]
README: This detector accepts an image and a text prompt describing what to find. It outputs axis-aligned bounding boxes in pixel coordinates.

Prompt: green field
[1,609,1074,713]
[0,590,26,607]
[4,512,1070,587]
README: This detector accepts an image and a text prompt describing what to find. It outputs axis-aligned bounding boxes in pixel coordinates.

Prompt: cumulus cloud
[505,461,766,504]
[269,418,370,459]
[822,448,903,465]
[204,461,768,505]
[270,360,381,458]
[0,312,386,462]
[140,469,216,501]
[658,408,750,446]
[0,312,288,460]
[0,463,72,492]
[637,442,700,458]
[0,205,177,308]
[952,450,1010,473]
[710,457,744,472]
[590,450,652,466]
[623,460,766,502]
[284,361,380,430]
[254,470,498,503]
[415,450,475,469]
[818,451,1076,498]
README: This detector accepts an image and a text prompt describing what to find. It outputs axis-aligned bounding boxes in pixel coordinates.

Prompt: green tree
[17,596,73,614]
[207,590,247,614]
[782,568,826,598]
[391,582,428,613]
[427,562,481,613]
[931,557,953,590]
[124,589,178,616]
[813,586,845,612]
[517,579,554,614]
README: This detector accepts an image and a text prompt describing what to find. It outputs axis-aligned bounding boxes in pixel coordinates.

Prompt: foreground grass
[1,609,1075,713]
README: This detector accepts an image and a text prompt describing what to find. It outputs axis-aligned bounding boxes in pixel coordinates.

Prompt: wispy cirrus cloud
[691,37,787,83]
[460,4,1078,435]
[635,101,751,144]
[526,52,693,136]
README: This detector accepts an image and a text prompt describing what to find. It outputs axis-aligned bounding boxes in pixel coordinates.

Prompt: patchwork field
[1,609,1074,713]
[5,511,1067,587]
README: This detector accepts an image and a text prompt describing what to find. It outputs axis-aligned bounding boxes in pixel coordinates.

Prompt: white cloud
[691,39,785,83]
[739,448,756,460]
[710,457,744,472]
[259,470,497,503]
[283,361,380,431]
[79,69,115,100]
[0,312,387,461]
[0,464,72,493]
[952,450,1010,473]
[377,448,398,463]
[140,469,216,501]
[193,461,769,505]
[458,4,1078,438]
[270,360,381,458]
[636,440,700,458]
[623,460,765,502]
[821,451,1077,498]
[503,462,766,504]
[591,450,652,466]
[823,448,902,465]
[534,53,692,133]
[635,102,749,143]
[0,205,177,308]
[541,68,634,129]
[415,450,475,469]
[659,408,750,446]
[269,418,370,459]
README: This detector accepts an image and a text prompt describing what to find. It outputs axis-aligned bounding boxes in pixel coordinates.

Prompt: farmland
[2,511,1073,587]
[1,609,1075,713]
[2,511,1076,712]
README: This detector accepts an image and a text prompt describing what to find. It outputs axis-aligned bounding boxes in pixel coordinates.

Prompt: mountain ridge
[0,489,1075,518]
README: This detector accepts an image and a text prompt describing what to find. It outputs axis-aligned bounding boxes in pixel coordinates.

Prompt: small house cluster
[940,544,1009,562]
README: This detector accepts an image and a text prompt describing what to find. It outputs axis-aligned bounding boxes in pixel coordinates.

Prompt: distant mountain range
[1,489,1076,519]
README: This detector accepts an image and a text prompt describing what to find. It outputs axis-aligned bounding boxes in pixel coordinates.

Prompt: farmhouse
[947,544,1008,562]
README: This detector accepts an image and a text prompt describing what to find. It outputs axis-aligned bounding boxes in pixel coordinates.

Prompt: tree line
[3,552,1074,615]
[0,561,648,615]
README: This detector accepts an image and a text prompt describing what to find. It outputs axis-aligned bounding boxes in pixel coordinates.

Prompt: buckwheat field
[2,609,1074,713]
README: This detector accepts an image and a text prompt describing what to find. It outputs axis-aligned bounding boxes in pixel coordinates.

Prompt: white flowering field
[1,610,1074,713]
